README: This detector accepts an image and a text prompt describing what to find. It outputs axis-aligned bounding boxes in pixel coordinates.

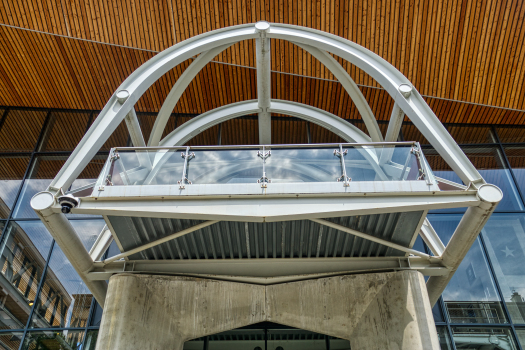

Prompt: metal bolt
[255,21,270,33]
[116,90,130,103]
[398,84,412,98]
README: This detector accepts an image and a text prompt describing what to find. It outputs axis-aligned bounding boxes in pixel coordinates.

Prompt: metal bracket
[110,151,120,161]
[178,147,195,189]
[334,145,350,186]
[105,174,113,186]
[257,150,271,160]
[257,148,271,188]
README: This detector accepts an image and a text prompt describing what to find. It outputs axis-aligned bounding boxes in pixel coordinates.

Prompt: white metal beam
[87,256,448,282]
[95,180,440,198]
[311,218,433,260]
[103,220,219,263]
[268,100,371,143]
[384,102,404,142]
[30,191,108,306]
[267,25,484,185]
[255,21,272,144]
[48,23,483,193]
[89,225,113,261]
[124,108,146,147]
[159,100,371,147]
[153,99,388,182]
[426,184,502,305]
[148,44,234,146]
[294,42,383,142]
[159,101,259,147]
[67,191,480,222]
[47,24,256,193]
[419,219,445,257]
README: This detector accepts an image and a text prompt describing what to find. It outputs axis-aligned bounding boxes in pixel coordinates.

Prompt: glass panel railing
[98,143,435,188]
[343,145,428,182]
[105,148,186,186]
[264,147,342,183]
[187,148,261,184]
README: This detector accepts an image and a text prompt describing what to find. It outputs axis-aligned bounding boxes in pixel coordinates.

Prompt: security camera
[58,194,79,214]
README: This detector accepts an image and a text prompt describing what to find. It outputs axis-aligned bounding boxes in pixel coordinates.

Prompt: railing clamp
[334,145,350,186]
[257,148,271,188]
[178,147,195,189]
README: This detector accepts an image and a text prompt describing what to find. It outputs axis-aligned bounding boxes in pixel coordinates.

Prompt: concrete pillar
[96,271,439,350]
[267,271,440,350]
[95,275,266,350]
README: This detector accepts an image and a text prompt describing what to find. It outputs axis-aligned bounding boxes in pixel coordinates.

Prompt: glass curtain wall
[1,106,525,349]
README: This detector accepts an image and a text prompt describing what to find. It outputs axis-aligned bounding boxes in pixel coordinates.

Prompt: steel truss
[31,22,502,306]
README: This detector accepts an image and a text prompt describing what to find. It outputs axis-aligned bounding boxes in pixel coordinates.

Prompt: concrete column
[96,271,439,350]
[267,271,439,350]
[95,275,266,350]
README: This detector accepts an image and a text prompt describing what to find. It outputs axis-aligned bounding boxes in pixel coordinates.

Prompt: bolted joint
[476,184,503,209]
[30,191,56,217]
[255,21,271,35]
[398,84,412,98]
[116,90,130,104]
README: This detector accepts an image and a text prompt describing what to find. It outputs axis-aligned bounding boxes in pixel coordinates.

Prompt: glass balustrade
[96,143,436,188]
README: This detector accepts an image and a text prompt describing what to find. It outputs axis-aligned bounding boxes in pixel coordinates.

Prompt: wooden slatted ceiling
[2,0,525,112]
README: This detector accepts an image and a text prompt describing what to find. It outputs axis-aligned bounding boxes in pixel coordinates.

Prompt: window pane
[13,154,106,218]
[451,327,517,350]
[21,330,85,350]
[89,302,103,327]
[271,118,309,144]
[516,329,525,348]
[433,302,445,323]
[422,148,466,213]
[424,146,524,211]
[421,147,464,184]
[39,111,90,151]
[464,146,523,211]
[482,214,525,323]
[309,123,346,144]
[504,146,525,201]
[436,326,453,350]
[176,116,219,146]
[0,110,47,152]
[447,125,496,144]
[496,126,525,144]
[30,244,92,329]
[221,118,258,145]
[0,156,30,219]
[71,219,106,251]
[92,114,130,151]
[402,123,429,144]
[0,331,24,349]
[428,215,507,324]
[83,330,98,350]
[0,221,53,330]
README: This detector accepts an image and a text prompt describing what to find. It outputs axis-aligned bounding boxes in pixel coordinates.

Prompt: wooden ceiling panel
[1,0,525,128]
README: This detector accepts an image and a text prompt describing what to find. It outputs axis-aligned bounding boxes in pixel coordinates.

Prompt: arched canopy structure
[47,22,483,193]
[31,22,502,308]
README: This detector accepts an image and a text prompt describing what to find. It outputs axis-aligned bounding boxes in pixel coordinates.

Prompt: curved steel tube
[49,22,483,193]
[294,43,383,142]
[144,100,387,184]
[148,44,235,147]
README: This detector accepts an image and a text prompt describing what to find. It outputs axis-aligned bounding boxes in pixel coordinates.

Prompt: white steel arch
[158,99,372,147]
[31,22,505,308]
[47,22,484,194]
[148,44,235,147]
[144,99,388,184]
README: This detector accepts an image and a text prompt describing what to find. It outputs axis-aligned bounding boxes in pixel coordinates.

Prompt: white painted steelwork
[31,22,502,306]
